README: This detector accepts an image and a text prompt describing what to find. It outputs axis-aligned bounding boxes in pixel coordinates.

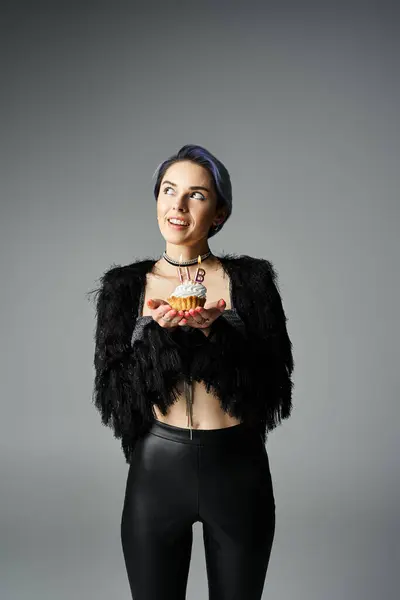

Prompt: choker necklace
[162,250,212,266]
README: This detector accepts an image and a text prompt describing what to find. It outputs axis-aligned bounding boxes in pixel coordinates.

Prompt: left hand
[178,299,226,329]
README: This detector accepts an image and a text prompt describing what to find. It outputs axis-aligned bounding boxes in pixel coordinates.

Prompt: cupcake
[167,279,207,311]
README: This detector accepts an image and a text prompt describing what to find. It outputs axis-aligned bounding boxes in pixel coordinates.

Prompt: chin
[164,223,191,235]
[160,229,187,243]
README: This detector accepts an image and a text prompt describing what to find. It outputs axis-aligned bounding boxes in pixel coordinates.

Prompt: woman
[91,144,294,599]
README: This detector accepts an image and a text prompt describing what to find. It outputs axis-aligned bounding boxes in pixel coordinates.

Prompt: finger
[195,307,212,322]
[159,307,177,322]
[177,312,187,325]
[147,298,168,310]
[160,307,187,327]
[185,309,209,327]
[170,311,186,325]
[181,313,199,327]
[187,308,203,324]
[183,310,202,323]
[187,307,207,315]
[203,299,226,311]
[153,306,171,326]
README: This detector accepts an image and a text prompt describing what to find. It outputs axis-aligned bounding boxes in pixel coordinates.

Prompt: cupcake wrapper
[167,295,207,311]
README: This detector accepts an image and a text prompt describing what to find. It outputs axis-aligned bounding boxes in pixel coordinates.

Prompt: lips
[168,218,190,227]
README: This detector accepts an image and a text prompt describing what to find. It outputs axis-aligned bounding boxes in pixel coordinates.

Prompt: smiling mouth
[168,219,190,228]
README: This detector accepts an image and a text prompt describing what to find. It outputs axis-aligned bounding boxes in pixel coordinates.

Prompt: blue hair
[153,144,232,239]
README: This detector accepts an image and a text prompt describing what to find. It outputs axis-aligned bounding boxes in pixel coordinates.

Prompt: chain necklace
[162,250,212,266]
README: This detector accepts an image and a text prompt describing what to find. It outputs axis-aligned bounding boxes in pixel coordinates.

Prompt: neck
[165,241,211,262]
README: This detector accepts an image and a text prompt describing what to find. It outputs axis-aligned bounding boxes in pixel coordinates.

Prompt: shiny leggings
[121,419,276,599]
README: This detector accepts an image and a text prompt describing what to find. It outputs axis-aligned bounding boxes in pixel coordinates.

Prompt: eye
[163,186,205,200]
[191,191,206,200]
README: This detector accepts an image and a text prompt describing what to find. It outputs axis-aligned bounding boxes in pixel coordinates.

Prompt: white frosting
[170,281,207,298]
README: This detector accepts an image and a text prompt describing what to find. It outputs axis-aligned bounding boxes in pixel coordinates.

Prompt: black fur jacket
[90,252,294,463]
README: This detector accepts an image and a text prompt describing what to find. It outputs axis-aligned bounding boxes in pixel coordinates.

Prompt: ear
[213,208,227,227]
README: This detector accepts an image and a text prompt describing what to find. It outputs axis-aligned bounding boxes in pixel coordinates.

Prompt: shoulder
[251,256,279,285]
[88,257,154,307]
[98,257,154,288]
[219,252,278,281]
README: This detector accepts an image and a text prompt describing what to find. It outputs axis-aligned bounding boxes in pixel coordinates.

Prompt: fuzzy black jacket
[91,252,294,463]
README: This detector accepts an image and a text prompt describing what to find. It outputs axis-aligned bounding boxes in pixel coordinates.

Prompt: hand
[181,299,226,329]
[146,299,187,329]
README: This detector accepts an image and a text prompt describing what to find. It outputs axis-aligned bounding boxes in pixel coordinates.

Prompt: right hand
[147,299,187,329]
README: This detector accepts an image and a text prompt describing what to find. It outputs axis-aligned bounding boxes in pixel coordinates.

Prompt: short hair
[153,144,232,239]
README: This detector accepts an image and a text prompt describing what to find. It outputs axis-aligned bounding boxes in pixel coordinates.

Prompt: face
[156,160,226,244]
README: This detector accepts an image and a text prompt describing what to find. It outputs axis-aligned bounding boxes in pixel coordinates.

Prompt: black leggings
[121,419,276,599]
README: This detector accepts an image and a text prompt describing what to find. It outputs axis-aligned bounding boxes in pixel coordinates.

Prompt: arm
[91,266,153,461]
[91,265,187,461]
[205,258,294,437]
[244,258,294,428]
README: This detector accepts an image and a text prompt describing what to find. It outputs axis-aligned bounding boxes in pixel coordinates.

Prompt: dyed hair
[153,144,232,239]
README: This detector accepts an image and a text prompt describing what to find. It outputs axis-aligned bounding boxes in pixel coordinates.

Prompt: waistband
[149,418,255,445]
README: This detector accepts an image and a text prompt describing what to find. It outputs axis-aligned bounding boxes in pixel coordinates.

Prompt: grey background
[1,1,399,599]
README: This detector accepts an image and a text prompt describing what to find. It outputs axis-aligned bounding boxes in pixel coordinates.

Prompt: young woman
[91,144,294,599]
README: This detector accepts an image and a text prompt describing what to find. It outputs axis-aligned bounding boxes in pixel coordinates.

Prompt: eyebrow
[161,180,210,193]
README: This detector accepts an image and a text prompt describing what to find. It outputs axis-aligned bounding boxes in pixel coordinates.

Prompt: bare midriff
[143,257,242,431]
[152,378,242,430]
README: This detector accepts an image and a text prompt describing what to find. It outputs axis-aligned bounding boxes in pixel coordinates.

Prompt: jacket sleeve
[235,258,295,438]
[91,265,154,462]
[91,264,186,462]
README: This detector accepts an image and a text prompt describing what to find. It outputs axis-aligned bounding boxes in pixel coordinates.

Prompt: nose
[173,194,188,212]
